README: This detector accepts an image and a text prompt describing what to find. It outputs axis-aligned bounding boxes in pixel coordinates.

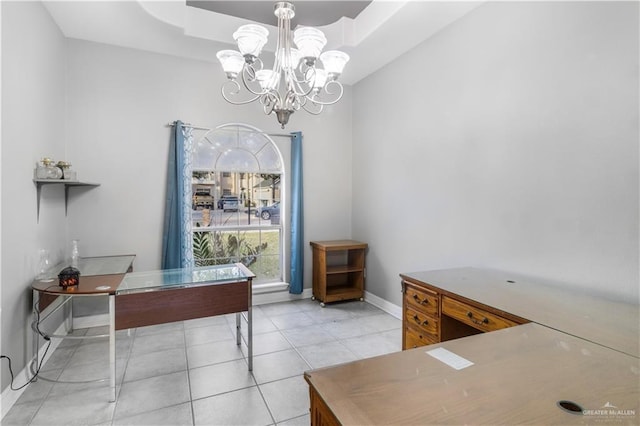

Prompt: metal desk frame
[32,259,254,403]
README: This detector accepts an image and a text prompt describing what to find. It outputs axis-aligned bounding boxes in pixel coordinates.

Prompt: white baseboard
[1,322,66,420]
[363,290,402,319]
[253,287,313,305]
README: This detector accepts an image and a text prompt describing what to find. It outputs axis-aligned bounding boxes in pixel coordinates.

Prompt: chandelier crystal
[216,1,350,129]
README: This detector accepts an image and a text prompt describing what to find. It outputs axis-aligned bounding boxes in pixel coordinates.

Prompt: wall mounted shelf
[33,179,100,222]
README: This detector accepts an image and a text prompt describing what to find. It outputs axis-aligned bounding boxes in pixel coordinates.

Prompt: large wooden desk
[304,267,640,425]
[305,323,639,425]
[400,267,639,357]
[32,259,254,402]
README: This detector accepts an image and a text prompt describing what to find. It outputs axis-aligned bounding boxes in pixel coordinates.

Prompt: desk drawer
[405,307,438,335]
[442,296,519,333]
[405,324,438,349]
[404,283,439,316]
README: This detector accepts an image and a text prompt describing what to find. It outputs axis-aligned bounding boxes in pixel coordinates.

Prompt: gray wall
[1,1,68,391]
[352,1,639,305]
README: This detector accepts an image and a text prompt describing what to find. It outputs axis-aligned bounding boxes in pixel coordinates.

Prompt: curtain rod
[166,122,210,131]
[166,122,294,139]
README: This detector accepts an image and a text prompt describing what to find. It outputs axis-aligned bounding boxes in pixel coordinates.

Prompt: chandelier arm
[288,65,316,97]
[304,80,345,106]
[239,65,271,97]
[287,90,302,111]
[301,98,324,115]
[220,80,262,105]
[260,90,283,115]
[289,72,315,98]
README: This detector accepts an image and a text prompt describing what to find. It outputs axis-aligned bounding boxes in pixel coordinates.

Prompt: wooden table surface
[305,322,639,425]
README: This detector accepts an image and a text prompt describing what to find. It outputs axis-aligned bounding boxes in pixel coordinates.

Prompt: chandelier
[216,1,350,129]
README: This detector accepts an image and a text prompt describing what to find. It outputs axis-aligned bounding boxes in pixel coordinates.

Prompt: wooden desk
[305,323,639,425]
[400,267,639,357]
[305,267,640,425]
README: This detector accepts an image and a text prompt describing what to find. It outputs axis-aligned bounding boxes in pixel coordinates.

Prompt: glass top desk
[32,260,254,403]
[112,263,255,401]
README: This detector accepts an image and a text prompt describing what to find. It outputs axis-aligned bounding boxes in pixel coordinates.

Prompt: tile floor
[3,298,401,425]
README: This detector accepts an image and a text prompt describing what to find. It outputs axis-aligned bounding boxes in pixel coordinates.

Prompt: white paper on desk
[426,347,474,370]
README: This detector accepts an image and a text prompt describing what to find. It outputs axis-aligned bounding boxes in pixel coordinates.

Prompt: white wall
[1,1,68,391]
[352,1,639,305]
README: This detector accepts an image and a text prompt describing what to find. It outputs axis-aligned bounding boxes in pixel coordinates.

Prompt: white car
[219,195,239,212]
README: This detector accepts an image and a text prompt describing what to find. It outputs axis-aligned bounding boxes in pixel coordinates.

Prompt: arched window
[190,124,285,284]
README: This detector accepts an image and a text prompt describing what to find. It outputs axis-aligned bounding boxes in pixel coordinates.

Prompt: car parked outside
[255,201,280,220]
[192,186,213,210]
[218,195,239,212]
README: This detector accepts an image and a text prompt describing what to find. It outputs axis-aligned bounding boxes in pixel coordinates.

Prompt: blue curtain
[162,121,194,269]
[289,131,304,294]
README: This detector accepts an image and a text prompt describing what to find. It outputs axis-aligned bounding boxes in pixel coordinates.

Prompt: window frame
[190,123,288,288]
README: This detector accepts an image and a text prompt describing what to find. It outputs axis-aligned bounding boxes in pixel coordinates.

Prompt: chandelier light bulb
[256,69,277,90]
[311,69,328,90]
[233,24,269,58]
[319,50,350,79]
[216,50,245,79]
[293,27,327,62]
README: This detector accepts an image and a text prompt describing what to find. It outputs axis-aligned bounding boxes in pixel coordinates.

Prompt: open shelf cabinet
[310,240,368,307]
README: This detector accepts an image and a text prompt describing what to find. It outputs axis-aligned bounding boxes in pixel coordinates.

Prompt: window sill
[253,281,289,294]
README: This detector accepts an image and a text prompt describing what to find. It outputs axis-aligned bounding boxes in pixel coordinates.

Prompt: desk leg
[109,295,116,403]
[236,313,241,346]
[31,290,39,381]
[248,304,252,371]
[65,294,73,334]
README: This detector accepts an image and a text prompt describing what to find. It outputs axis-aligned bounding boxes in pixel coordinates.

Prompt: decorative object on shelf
[35,158,63,179]
[70,239,79,268]
[56,161,76,180]
[58,266,80,288]
[216,1,350,129]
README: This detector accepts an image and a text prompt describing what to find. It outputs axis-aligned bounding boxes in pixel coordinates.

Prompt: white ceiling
[43,1,483,85]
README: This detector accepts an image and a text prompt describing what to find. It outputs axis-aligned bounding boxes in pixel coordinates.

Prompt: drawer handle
[412,294,429,305]
[413,314,429,327]
[466,311,489,325]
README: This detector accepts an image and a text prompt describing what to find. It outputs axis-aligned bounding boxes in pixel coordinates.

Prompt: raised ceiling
[43,1,483,85]
[186,1,372,26]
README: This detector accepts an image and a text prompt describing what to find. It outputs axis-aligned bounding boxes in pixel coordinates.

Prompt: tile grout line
[179,321,198,426]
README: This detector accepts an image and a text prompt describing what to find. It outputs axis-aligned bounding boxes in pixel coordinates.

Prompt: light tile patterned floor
[3,299,401,425]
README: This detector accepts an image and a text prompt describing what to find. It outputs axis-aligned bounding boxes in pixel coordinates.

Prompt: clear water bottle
[71,240,79,268]
[37,249,51,280]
